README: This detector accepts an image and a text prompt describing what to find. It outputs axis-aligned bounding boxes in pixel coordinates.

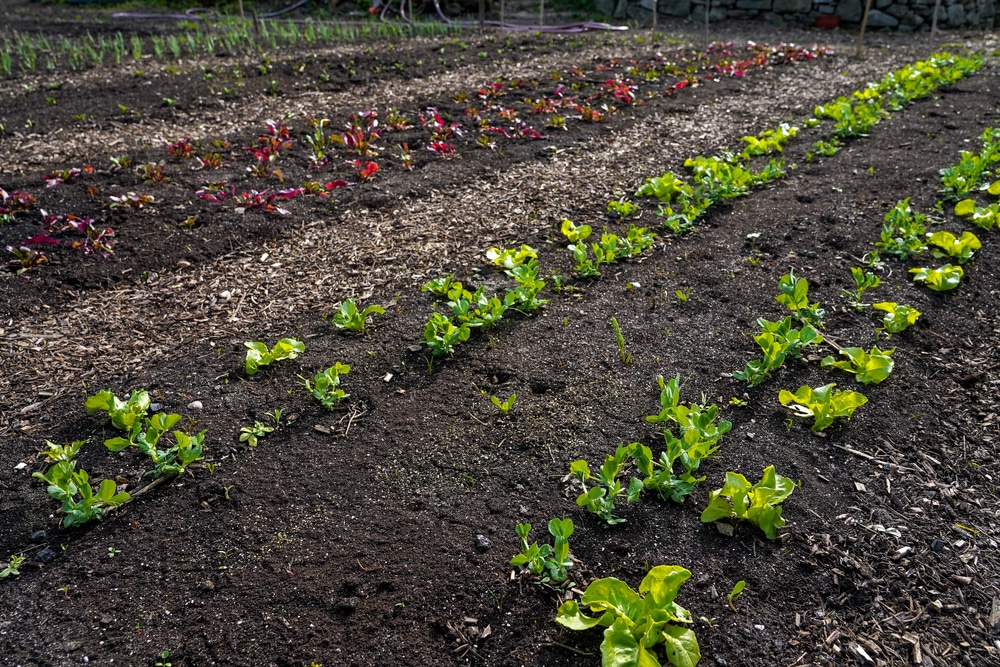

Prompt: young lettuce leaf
[820,346,895,385]
[909,264,963,291]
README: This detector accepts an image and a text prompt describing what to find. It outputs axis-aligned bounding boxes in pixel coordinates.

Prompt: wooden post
[704,0,710,48]
[856,0,875,58]
[479,0,485,31]
[931,0,942,33]
[652,0,657,30]
[540,0,545,27]
[501,0,505,26]
[238,0,245,21]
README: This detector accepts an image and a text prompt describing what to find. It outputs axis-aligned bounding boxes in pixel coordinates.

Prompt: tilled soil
[1,6,999,667]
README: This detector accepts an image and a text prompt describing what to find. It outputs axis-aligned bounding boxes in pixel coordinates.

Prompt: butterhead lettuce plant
[779,383,867,432]
[873,302,921,334]
[700,466,793,540]
[245,338,305,375]
[555,565,700,667]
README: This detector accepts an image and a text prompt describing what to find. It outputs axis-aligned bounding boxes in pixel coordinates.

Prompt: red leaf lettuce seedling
[555,565,700,667]
[700,466,794,540]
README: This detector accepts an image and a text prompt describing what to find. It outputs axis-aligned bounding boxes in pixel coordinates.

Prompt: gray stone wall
[598,0,995,30]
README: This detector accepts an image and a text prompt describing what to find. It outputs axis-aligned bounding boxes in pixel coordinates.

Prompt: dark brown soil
[1,4,999,667]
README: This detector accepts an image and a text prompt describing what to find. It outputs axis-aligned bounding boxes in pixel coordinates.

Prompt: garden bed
[1,3,999,666]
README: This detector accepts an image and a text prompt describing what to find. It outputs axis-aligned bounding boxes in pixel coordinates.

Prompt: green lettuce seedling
[570,242,601,278]
[446,283,508,328]
[555,565,700,667]
[873,302,921,334]
[486,244,537,274]
[909,264,963,291]
[635,172,693,204]
[0,554,26,579]
[623,224,656,255]
[570,444,641,525]
[646,375,732,446]
[331,299,385,333]
[955,199,999,230]
[509,518,574,584]
[40,439,85,463]
[733,317,823,387]
[33,461,130,527]
[244,338,305,375]
[86,389,150,432]
[560,219,592,243]
[842,267,880,310]
[102,411,205,478]
[821,346,895,385]
[303,362,350,410]
[700,466,794,540]
[490,393,516,414]
[607,199,637,218]
[239,421,274,447]
[775,270,825,327]
[504,259,548,312]
[422,313,471,357]
[739,123,798,159]
[421,274,456,297]
[779,383,868,432]
[926,230,980,264]
[630,430,718,504]
[876,199,927,259]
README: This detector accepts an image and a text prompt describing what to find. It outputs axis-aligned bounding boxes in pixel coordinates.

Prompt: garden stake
[704,0,710,48]
[856,0,875,58]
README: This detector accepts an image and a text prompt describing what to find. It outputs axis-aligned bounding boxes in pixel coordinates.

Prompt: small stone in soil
[475,535,491,552]
[34,548,57,563]
[187,400,203,410]
[149,403,163,412]
[29,530,46,543]
[932,539,945,552]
